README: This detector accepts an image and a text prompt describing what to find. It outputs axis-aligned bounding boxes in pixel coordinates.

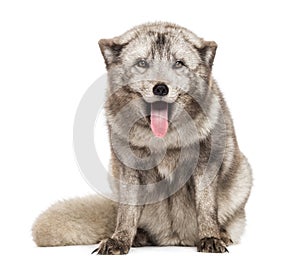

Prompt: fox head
[98,22,220,147]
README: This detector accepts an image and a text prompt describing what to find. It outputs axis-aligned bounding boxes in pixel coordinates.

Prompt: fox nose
[153,83,169,96]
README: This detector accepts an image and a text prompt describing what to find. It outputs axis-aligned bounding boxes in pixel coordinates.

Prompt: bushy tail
[32,195,117,246]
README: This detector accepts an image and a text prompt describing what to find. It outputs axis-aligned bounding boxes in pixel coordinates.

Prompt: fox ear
[98,38,127,67]
[196,41,217,68]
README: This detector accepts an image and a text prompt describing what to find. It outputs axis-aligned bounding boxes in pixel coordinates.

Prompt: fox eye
[174,60,185,69]
[136,59,149,68]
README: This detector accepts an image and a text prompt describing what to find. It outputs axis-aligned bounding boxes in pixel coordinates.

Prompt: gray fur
[32,22,252,254]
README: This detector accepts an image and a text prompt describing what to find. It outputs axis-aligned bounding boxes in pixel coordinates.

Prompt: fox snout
[153,83,169,96]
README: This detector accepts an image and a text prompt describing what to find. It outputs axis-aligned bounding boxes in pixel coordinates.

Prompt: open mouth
[146,101,173,138]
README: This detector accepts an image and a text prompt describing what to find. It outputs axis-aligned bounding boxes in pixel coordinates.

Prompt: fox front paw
[92,238,130,255]
[197,237,228,253]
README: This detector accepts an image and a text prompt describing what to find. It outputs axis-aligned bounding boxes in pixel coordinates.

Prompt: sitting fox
[32,22,252,254]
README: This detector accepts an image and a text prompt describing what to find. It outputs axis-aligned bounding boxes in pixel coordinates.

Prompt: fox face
[99,22,219,144]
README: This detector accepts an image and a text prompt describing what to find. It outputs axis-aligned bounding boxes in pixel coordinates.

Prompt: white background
[1,0,300,263]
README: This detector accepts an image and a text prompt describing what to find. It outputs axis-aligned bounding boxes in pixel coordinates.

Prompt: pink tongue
[150,101,168,138]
